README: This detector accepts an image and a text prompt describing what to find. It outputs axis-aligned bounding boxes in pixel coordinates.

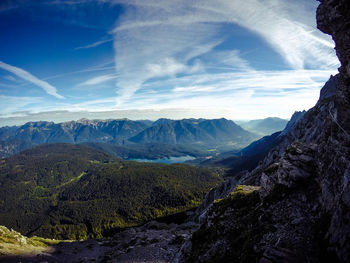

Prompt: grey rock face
[317,0,350,79]
[318,75,338,102]
[179,74,350,262]
[190,176,239,224]
[179,1,350,262]
[254,74,350,262]
[280,110,306,137]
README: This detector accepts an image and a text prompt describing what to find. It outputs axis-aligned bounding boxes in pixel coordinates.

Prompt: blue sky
[0,0,339,126]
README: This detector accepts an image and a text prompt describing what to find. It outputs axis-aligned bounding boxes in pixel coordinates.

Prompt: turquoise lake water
[128,155,196,164]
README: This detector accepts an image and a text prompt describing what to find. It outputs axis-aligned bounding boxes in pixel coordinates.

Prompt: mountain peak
[129,118,256,146]
[318,75,337,103]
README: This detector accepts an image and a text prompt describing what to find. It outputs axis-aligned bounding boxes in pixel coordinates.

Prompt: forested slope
[0,143,222,240]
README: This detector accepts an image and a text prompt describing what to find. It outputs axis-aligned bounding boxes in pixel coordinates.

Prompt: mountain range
[129,118,256,146]
[0,117,263,159]
[191,112,304,176]
[0,119,150,144]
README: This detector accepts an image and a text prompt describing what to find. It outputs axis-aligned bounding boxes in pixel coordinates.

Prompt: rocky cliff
[317,0,350,80]
[177,1,350,262]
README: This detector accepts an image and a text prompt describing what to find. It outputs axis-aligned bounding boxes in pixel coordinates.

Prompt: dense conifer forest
[0,143,222,240]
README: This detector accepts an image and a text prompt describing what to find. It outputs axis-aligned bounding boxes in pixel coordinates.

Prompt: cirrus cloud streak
[0,61,64,99]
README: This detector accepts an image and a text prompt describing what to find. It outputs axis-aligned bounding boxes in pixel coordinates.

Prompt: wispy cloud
[78,74,117,86]
[75,38,113,50]
[173,86,216,93]
[194,0,338,69]
[203,50,254,71]
[34,68,334,120]
[114,68,336,118]
[145,57,202,78]
[42,60,115,81]
[0,0,340,123]
[0,95,43,114]
[111,0,338,106]
[0,68,335,125]
[0,61,64,99]
[3,75,17,82]
[111,1,225,105]
[167,69,333,95]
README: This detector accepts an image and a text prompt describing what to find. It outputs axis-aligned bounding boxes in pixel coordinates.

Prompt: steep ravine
[176,0,350,262]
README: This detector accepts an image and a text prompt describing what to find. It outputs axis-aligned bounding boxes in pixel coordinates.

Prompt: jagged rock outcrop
[189,110,306,225]
[179,74,350,262]
[189,177,239,224]
[280,110,305,136]
[317,0,350,80]
[178,1,350,262]
[318,75,337,103]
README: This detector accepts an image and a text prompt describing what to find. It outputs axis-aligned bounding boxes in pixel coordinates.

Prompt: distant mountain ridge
[0,118,259,158]
[9,119,150,144]
[238,117,288,135]
[196,111,305,176]
[130,118,257,146]
[0,119,151,158]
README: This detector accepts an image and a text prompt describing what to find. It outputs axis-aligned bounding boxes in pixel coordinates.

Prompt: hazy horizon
[0,108,289,127]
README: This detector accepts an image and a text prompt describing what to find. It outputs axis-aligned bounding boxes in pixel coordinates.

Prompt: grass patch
[0,225,67,256]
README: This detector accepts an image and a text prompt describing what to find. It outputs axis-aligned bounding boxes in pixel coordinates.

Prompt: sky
[0,0,340,126]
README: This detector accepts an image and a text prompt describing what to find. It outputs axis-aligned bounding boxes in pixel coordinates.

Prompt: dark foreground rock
[178,78,350,263]
[0,221,197,263]
[175,1,350,262]
[317,0,350,80]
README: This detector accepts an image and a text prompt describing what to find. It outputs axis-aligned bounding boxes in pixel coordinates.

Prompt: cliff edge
[178,1,350,262]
